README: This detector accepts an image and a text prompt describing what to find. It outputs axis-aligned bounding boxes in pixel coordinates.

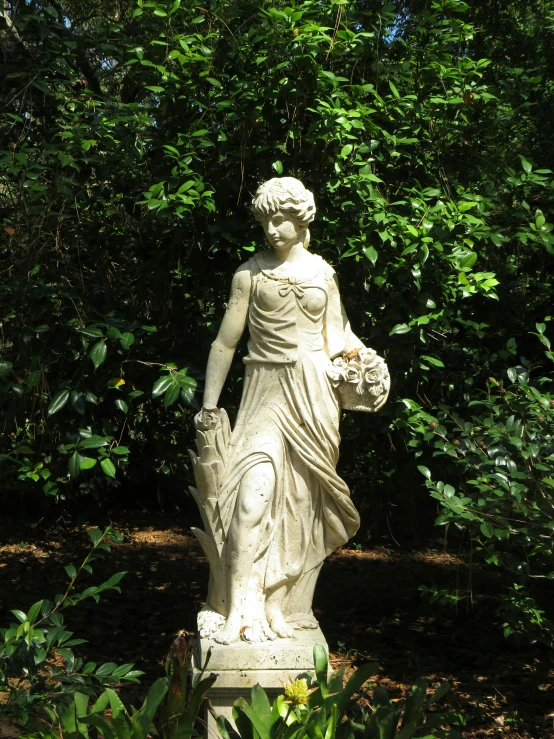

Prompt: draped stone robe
[216,252,360,627]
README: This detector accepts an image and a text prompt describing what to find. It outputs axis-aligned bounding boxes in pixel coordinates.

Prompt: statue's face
[261,210,303,250]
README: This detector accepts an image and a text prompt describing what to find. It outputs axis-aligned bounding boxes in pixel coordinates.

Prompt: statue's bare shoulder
[229,259,254,300]
[311,253,337,284]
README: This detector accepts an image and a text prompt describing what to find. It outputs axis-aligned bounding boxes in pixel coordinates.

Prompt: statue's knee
[238,465,274,522]
[239,488,271,520]
[238,493,261,521]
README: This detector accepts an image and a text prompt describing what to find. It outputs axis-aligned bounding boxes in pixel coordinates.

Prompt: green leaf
[389,80,400,98]
[399,677,426,732]
[79,435,108,449]
[119,332,134,350]
[460,252,477,269]
[90,341,107,370]
[418,466,431,479]
[100,458,116,479]
[48,389,70,416]
[95,662,118,678]
[164,383,180,408]
[136,678,169,737]
[390,323,411,335]
[272,160,283,175]
[68,451,82,479]
[421,355,445,368]
[335,661,379,716]
[177,373,197,405]
[89,528,103,546]
[80,457,97,470]
[250,683,272,728]
[480,522,494,538]
[313,644,328,685]
[152,376,173,398]
[427,681,451,705]
[80,326,104,338]
[519,156,532,173]
[115,398,129,414]
[112,446,130,455]
[363,246,378,265]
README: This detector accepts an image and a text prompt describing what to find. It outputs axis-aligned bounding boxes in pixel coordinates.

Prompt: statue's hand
[194,406,222,431]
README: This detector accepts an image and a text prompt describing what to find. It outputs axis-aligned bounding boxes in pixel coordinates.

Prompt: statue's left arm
[324,272,364,358]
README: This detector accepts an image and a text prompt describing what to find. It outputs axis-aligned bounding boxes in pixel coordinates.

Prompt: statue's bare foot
[267,610,295,639]
[242,618,277,643]
[197,607,226,638]
[213,612,242,644]
[288,613,319,630]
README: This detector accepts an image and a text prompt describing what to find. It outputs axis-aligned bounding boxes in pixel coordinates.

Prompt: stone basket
[337,377,390,412]
[328,349,390,413]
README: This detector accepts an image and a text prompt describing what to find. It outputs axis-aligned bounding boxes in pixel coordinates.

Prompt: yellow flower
[284,678,309,706]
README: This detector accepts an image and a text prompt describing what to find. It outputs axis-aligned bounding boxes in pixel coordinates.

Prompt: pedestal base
[192,627,328,737]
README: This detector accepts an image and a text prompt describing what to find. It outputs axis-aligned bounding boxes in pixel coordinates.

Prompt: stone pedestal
[192,628,328,737]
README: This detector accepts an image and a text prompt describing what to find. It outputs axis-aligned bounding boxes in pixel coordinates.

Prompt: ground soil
[0,513,552,738]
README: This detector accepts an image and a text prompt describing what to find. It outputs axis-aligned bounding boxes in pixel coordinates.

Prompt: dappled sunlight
[1,515,552,735]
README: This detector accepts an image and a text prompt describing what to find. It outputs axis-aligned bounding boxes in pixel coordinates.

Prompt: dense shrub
[1,0,553,640]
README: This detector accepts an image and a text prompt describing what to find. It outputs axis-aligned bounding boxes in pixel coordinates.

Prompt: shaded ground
[0,514,553,738]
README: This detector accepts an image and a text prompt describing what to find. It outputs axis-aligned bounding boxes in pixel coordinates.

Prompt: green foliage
[0,526,144,733]
[12,631,217,739]
[0,532,218,739]
[1,0,554,641]
[217,646,462,739]
[407,333,554,645]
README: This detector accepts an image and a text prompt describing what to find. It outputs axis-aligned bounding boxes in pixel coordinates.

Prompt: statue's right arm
[202,266,251,409]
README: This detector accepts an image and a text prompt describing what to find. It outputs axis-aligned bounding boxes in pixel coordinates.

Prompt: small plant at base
[217,645,462,739]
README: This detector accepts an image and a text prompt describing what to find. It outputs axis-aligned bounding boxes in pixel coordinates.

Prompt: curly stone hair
[251,177,316,248]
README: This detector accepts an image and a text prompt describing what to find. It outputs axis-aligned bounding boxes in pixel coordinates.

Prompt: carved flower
[195,407,221,431]
[358,347,377,365]
[328,350,388,399]
[363,365,385,386]
[327,358,348,387]
[343,364,362,384]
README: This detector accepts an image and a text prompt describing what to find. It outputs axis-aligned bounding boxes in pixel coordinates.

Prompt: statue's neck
[271,240,306,265]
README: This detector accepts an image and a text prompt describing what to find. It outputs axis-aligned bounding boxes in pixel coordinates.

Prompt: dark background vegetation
[1,0,554,697]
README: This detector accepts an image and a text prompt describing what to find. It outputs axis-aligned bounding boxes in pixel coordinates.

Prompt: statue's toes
[264,623,278,640]
[269,614,295,639]
[213,628,235,645]
[241,619,276,642]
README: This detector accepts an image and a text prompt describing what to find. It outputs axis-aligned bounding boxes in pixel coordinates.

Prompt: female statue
[192,177,388,645]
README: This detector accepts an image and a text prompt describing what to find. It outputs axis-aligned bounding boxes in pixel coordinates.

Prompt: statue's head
[252,177,316,249]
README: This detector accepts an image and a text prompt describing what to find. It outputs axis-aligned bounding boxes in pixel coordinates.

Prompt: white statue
[189,177,389,645]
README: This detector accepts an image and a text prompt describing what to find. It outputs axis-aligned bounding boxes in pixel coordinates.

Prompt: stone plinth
[192,628,328,737]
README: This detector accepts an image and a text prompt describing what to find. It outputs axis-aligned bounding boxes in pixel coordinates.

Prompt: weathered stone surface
[189,177,389,646]
[192,629,328,734]
[196,626,328,672]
